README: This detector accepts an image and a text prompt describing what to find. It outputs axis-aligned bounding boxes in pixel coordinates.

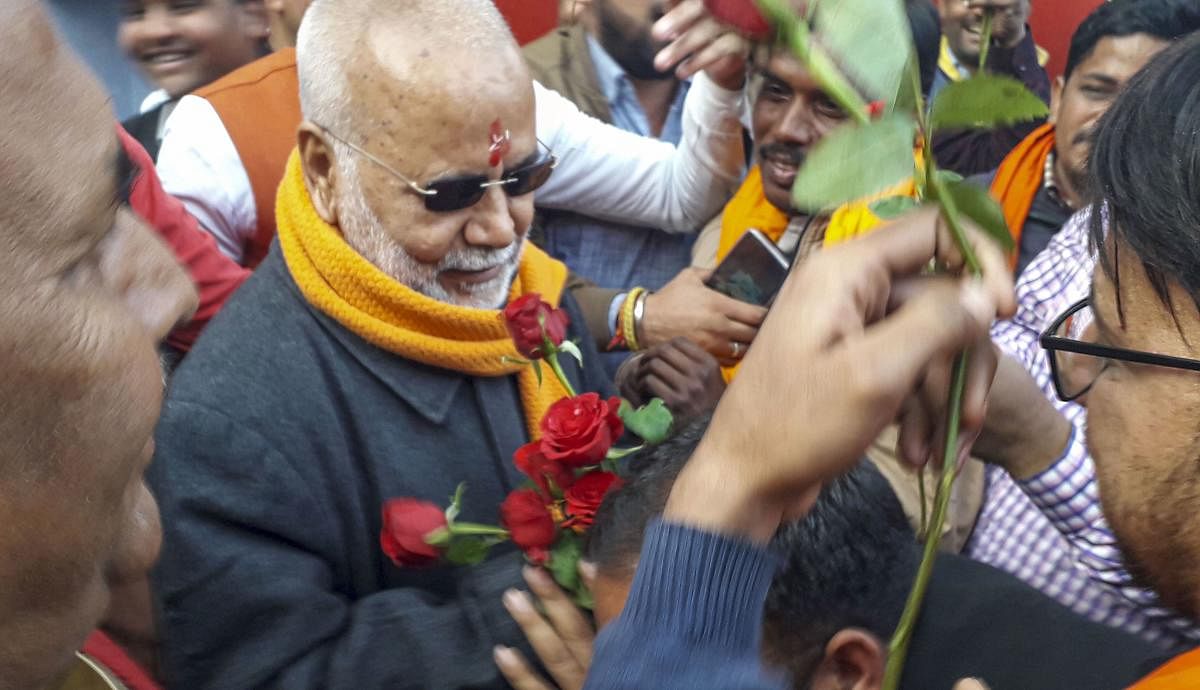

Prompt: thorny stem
[883,354,970,690]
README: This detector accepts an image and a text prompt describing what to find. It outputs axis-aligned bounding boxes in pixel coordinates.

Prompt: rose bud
[503,293,570,360]
[380,499,448,568]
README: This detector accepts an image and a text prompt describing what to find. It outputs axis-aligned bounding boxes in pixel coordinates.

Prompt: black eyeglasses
[316,126,558,213]
[1040,298,1200,401]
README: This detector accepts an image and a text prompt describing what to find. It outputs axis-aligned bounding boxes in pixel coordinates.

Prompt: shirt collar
[1043,151,1076,211]
[585,35,630,106]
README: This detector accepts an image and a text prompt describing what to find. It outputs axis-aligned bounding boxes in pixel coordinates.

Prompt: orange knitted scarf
[275,150,570,439]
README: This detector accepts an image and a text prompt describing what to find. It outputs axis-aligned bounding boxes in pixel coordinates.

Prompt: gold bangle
[622,287,646,351]
[633,290,648,349]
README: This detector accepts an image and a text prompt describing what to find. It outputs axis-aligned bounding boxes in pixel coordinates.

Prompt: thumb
[853,281,996,398]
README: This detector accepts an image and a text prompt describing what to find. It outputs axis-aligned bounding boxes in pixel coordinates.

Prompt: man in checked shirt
[949,0,1200,652]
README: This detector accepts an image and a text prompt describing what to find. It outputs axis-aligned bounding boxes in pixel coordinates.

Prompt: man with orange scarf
[146,1,653,687]
[974,1,1193,278]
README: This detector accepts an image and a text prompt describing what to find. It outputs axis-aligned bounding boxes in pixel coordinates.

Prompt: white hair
[296,0,514,136]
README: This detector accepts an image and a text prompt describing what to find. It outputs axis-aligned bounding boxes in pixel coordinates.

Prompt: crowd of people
[5,0,1200,688]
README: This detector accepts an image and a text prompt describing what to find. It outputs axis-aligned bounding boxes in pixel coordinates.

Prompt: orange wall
[495,0,559,45]
[1030,0,1104,81]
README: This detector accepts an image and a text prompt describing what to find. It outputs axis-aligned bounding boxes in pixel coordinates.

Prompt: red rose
[514,441,575,499]
[503,293,569,360]
[564,471,623,529]
[380,499,448,568]
[500,489,558,553]
[539,393,624,468]
[704,0,772,39]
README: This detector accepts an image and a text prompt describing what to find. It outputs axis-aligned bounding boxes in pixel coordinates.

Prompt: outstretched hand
[652,0,752,90]
[665,207,1016,543]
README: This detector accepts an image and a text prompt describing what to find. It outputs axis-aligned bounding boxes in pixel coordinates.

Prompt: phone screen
[705,230,790,306]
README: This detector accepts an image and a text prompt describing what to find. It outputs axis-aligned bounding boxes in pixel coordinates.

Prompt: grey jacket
[150,246,612,689]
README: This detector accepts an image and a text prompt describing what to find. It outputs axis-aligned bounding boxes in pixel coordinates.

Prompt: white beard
[336,163,522,310]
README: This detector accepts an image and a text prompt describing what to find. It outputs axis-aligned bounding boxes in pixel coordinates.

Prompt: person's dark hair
[585,418,919,686]
[583,418,706,576]
[762,460,917,683]
[1064,0,1200,82]
[1089,33,1200,316]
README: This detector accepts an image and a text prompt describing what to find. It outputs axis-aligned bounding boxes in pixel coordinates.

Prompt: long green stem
[448,522,511,537]
[917,466,928,539]
[882,354,969,690]
[977,11,995,73]
[545,352,578,398]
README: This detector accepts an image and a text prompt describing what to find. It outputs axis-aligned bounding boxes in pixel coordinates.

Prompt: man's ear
[808,628,885,690]
[237,0,272,42]
[298,123,340,225]
[1048,75,1065,126]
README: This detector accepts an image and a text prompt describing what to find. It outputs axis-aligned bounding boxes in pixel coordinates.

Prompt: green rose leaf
[812,0,913,107]
[547,531,584,593]
[931,174,1015,252]
[929,74,1050,132]
[445,536,498,566]
[869,196,920,220]
[618,398,673,446]
[791,113,917,211]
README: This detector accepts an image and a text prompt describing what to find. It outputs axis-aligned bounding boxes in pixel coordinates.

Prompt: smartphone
[705,229,791,306]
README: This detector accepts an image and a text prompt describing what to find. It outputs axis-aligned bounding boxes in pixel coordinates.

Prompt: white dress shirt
[156,73,746,265]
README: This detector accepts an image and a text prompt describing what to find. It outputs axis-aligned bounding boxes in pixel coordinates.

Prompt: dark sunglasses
[317,125,558,212]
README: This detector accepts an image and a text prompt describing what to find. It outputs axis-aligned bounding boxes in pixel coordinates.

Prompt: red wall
[1030,0,1104,81]
[495,0,559,45]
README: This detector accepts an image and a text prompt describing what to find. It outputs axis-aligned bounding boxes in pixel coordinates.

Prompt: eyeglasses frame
[1040,297,1200,401]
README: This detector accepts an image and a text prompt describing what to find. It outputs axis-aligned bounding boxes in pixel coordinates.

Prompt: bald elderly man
[0,2,197,688]
[147,1,647,687]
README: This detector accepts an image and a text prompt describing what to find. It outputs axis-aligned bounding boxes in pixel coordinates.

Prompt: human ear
[807,628,885,690]
[297,123,340,225]
[1049,75,1065,126]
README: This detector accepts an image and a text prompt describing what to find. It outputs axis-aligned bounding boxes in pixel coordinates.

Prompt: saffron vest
[194,48,302,268]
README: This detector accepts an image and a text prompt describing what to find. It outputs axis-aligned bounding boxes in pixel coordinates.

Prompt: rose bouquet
[379,294,672,606]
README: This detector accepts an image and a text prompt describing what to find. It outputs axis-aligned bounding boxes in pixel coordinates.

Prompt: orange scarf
[990,122,1056,270]
[717,166,791,263]
[1130,647,1200,689]
[275,150,570,439]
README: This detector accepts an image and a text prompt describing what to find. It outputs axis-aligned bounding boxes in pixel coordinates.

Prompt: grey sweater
[150,246,612,689]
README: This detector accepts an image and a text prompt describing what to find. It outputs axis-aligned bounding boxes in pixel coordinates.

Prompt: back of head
[586,418,917,685]
[762,462,917,682]
[1065,0,1200,81]
[1089,32,1200,311]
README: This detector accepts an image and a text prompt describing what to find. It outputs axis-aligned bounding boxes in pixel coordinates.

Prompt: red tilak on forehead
[489,119,511,167]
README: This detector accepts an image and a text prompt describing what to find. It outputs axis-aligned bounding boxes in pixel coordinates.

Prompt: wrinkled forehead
[345,23,536,164]
[0,6,117,283]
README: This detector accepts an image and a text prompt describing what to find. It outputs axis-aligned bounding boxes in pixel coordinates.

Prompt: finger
[523,567,595,666]
[851,281,997,412]
[655,20,727,75]
[715,294,769,327]
[674,34,749,80]
[714,318,760,345]
[502,589,585,687]
[896,396,934,467]
[853,208,1016,317]
[960,338,999,432]
[954,679,991,690]
[656,339,702,373]
[494,646,556,690]
[645,372,684,404]
[651,0,706,42]
[672,336,711,362]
